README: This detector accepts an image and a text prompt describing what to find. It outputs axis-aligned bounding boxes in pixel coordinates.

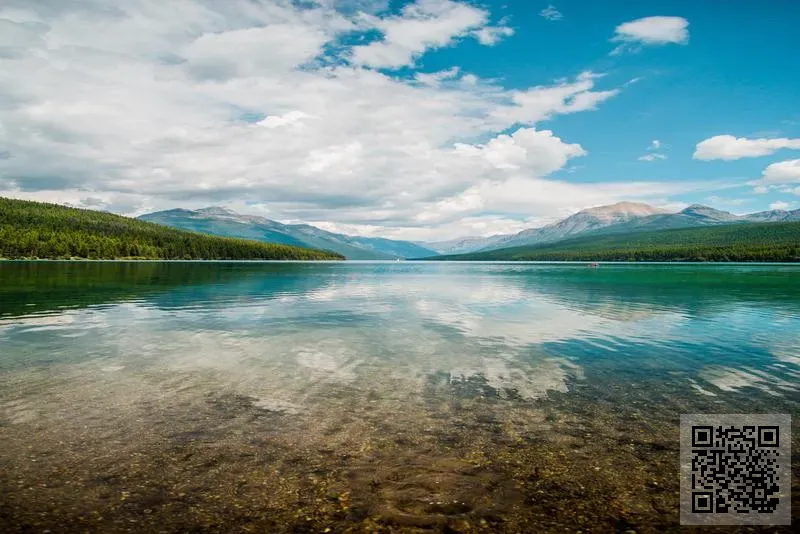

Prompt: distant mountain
[743,209,800,222]
[744,210,788,222]
[138,207,438,260]
[429,221,800,263]
[582,204,740,237]
[680,204,742,222]
[425,203,800,254]
[587,205,800,238]
[422,234,512,255]
[477,202,666,251]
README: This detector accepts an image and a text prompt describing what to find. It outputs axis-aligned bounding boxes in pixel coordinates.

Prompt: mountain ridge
[476,201,666,252]
[426,221,800,263]
[139,201,800,259]
[138,207,438,260]
[423,202,800,255]
[0,197,343,261]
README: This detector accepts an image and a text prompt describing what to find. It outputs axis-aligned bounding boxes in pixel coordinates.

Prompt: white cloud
[472,24,514,46]
[759,159,800,185]
[300,141,364,175]
[430,177,705,228]
[769,201,790,210]
[638,153,666,162]
[753,185,769,194]
[489,71,620,125]
[453,127,586,172]
[349,0,511,68]
[0,0,698,241]
[257,111,315,129]
[694,135,800,160]
[611,16,689,54]
[311,214,545,241]
[414,66,460,86]
[638,139,666,161]
[182,25,328,77]
[539,5,563,22]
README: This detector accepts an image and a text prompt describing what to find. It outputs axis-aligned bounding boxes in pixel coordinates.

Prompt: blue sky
[0,0,798,240]
[425,1,800,210]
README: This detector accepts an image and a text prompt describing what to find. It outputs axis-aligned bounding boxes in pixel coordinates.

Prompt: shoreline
[0,257,346,262]
[2,258,800,265]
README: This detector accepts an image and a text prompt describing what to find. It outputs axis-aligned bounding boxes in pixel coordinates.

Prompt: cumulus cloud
[425,176,704,230]
[694,135,800,160]
[0,0,700,240]
[453,128,586,172]
[769,201,790,210]
[748,159,800,195]
[759,159,800,185]
[611,16,689,54]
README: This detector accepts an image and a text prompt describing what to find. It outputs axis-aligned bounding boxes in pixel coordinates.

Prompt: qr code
[680,414,791,526]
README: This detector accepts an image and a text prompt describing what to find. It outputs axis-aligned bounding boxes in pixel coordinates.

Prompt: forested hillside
[0,197,343,260]
[430,221,800,262]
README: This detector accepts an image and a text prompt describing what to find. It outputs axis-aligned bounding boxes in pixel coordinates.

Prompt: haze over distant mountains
[421,202,800,255]
[138,207,438,260]
[138,202,800,260]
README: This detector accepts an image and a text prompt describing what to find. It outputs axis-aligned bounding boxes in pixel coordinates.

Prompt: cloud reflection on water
[1,262,799,410]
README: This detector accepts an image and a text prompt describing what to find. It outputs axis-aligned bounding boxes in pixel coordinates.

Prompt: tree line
[0,197,344,261]
[436,221,800,262]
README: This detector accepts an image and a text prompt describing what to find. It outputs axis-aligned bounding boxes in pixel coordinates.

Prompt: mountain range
[421,202,800,255]
[138,202,800,260]
[138,207,438,260]
[431,221,800,262]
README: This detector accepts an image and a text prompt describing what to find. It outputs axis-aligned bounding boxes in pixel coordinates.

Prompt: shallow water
[0,261,798,532]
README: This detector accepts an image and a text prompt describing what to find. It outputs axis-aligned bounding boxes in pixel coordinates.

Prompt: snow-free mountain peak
[576,201,665,221]
[478,201,666,252]
[679,204,740,222]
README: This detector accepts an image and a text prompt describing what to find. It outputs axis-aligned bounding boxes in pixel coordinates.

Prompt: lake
[1,261,798,532]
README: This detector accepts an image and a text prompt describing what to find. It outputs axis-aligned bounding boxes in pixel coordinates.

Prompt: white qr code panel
[680,414,791,526]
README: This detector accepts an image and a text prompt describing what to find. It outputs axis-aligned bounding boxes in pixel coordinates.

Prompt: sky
[1,0,799,241]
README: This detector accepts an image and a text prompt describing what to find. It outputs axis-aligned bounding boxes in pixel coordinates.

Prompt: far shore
[2,257,799,264]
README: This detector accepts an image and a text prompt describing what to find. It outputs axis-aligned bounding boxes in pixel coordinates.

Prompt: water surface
[1,261,798,532]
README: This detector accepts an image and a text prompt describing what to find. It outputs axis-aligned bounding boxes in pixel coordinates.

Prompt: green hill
[428,221,800,262]
[0,197,344,261]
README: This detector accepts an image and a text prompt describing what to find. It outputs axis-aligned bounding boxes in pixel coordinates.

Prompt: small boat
[588,262,599,268]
